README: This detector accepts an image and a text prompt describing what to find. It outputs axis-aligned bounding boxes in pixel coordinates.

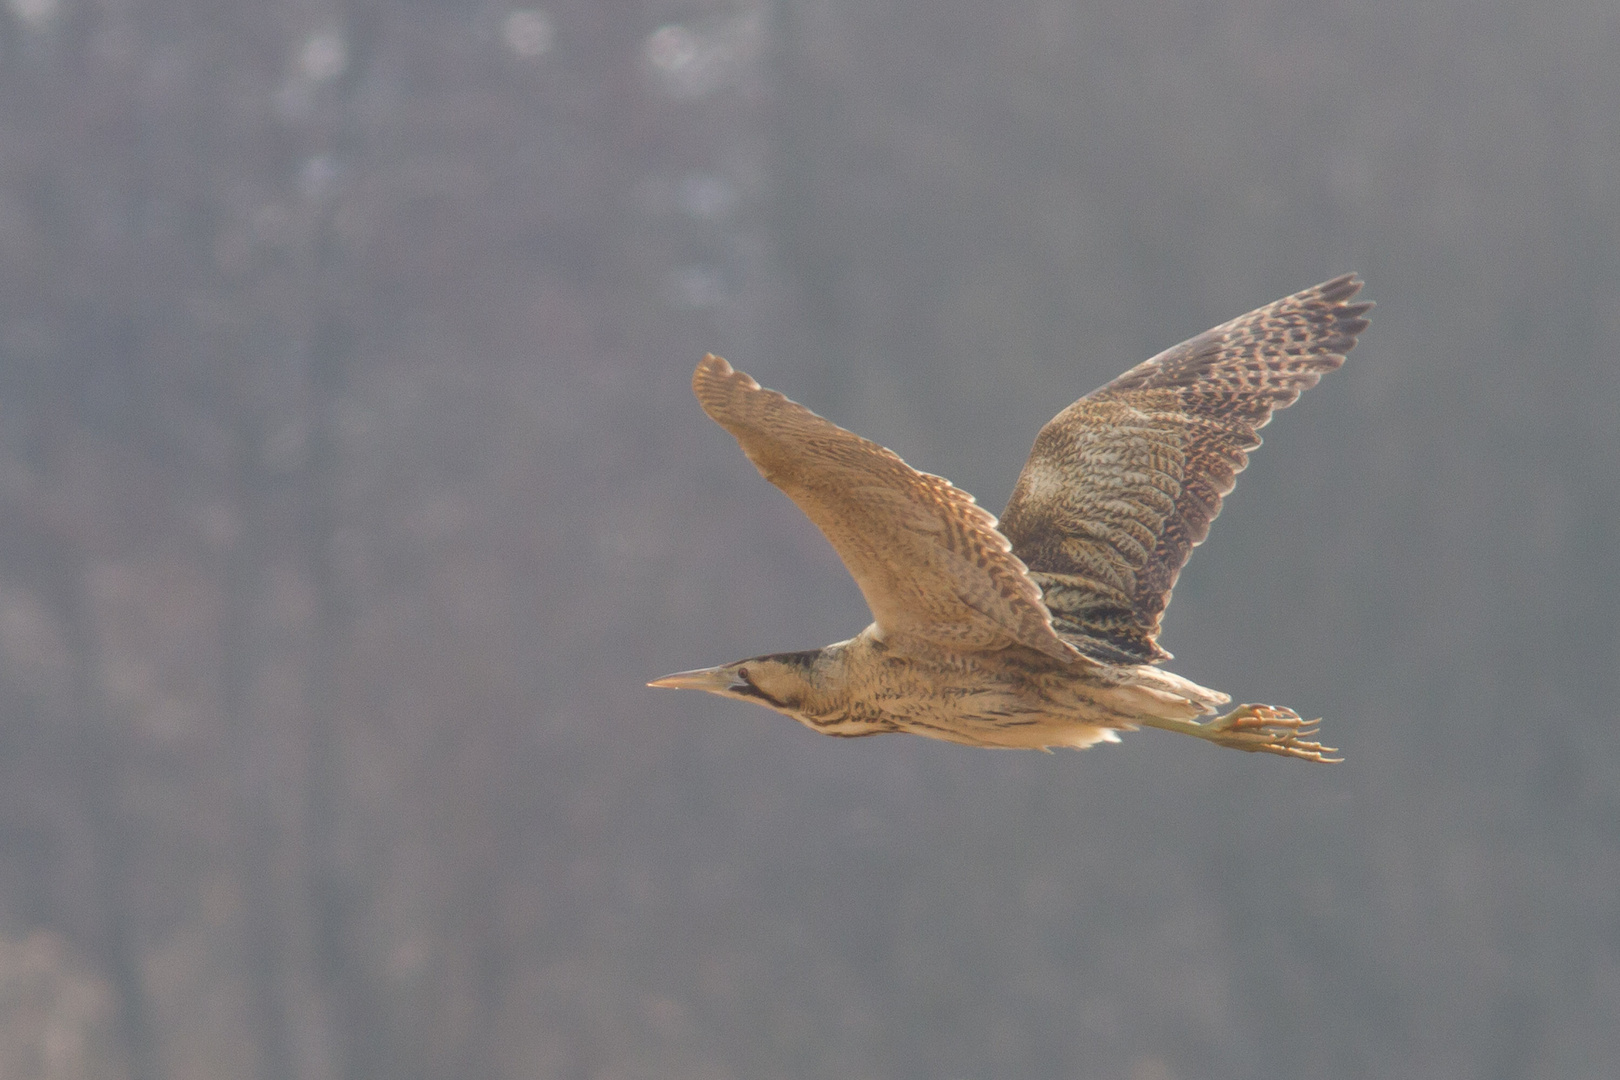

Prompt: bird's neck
[782,628,901,736]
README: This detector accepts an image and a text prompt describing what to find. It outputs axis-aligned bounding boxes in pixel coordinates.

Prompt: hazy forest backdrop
[0,1,1616,1078]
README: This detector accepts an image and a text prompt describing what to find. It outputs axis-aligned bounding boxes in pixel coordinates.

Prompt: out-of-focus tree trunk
[214,15,357,1078]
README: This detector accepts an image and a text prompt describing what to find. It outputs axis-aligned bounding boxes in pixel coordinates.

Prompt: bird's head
[648,651,822,715]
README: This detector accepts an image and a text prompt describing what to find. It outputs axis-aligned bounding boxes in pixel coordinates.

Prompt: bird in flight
[651,276,1370,761]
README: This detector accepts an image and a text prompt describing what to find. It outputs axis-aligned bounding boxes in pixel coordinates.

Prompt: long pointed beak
[647,665,740,692]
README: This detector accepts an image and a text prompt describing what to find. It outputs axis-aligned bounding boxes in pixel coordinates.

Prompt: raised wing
[692,354,1080,663]
[999,275,1371,664]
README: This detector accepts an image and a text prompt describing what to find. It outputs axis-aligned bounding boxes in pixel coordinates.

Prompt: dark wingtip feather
[1318,273,1364,303]
[1321,276,1372,351]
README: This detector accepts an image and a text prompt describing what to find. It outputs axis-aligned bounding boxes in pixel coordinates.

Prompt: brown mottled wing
[692,355,1080,662]
[999,275,1371,665]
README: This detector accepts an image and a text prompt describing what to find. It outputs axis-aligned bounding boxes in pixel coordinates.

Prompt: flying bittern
[652,276,1370,762]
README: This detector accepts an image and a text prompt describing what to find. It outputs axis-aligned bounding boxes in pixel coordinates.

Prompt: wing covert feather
[999,275,1371,664]
[693,355,1080,663]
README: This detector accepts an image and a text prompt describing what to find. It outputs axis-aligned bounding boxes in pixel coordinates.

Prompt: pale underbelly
[887,671,1224,751]
[895,716,1125,751]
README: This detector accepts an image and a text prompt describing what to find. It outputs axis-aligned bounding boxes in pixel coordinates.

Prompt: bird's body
[653,276,1372,762]
[712,625,1225,750]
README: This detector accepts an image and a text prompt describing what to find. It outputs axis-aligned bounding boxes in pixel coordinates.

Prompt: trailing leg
[1136,703,1340,763]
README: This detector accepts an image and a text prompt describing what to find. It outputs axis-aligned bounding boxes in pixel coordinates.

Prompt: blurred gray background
[0,1,1615,1078]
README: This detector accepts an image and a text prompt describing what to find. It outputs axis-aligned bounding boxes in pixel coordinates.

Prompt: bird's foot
[1203,704,1341,763]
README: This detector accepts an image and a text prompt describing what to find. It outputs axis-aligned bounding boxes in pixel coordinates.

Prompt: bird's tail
[1123,666,1231,718]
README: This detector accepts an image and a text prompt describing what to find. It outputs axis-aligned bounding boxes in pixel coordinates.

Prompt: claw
[1207,704,1343,763]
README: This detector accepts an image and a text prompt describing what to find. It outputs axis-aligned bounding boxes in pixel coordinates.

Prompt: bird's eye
[736,667,751,683]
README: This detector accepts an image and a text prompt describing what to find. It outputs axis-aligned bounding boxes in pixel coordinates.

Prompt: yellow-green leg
[1137,704,1341,763]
